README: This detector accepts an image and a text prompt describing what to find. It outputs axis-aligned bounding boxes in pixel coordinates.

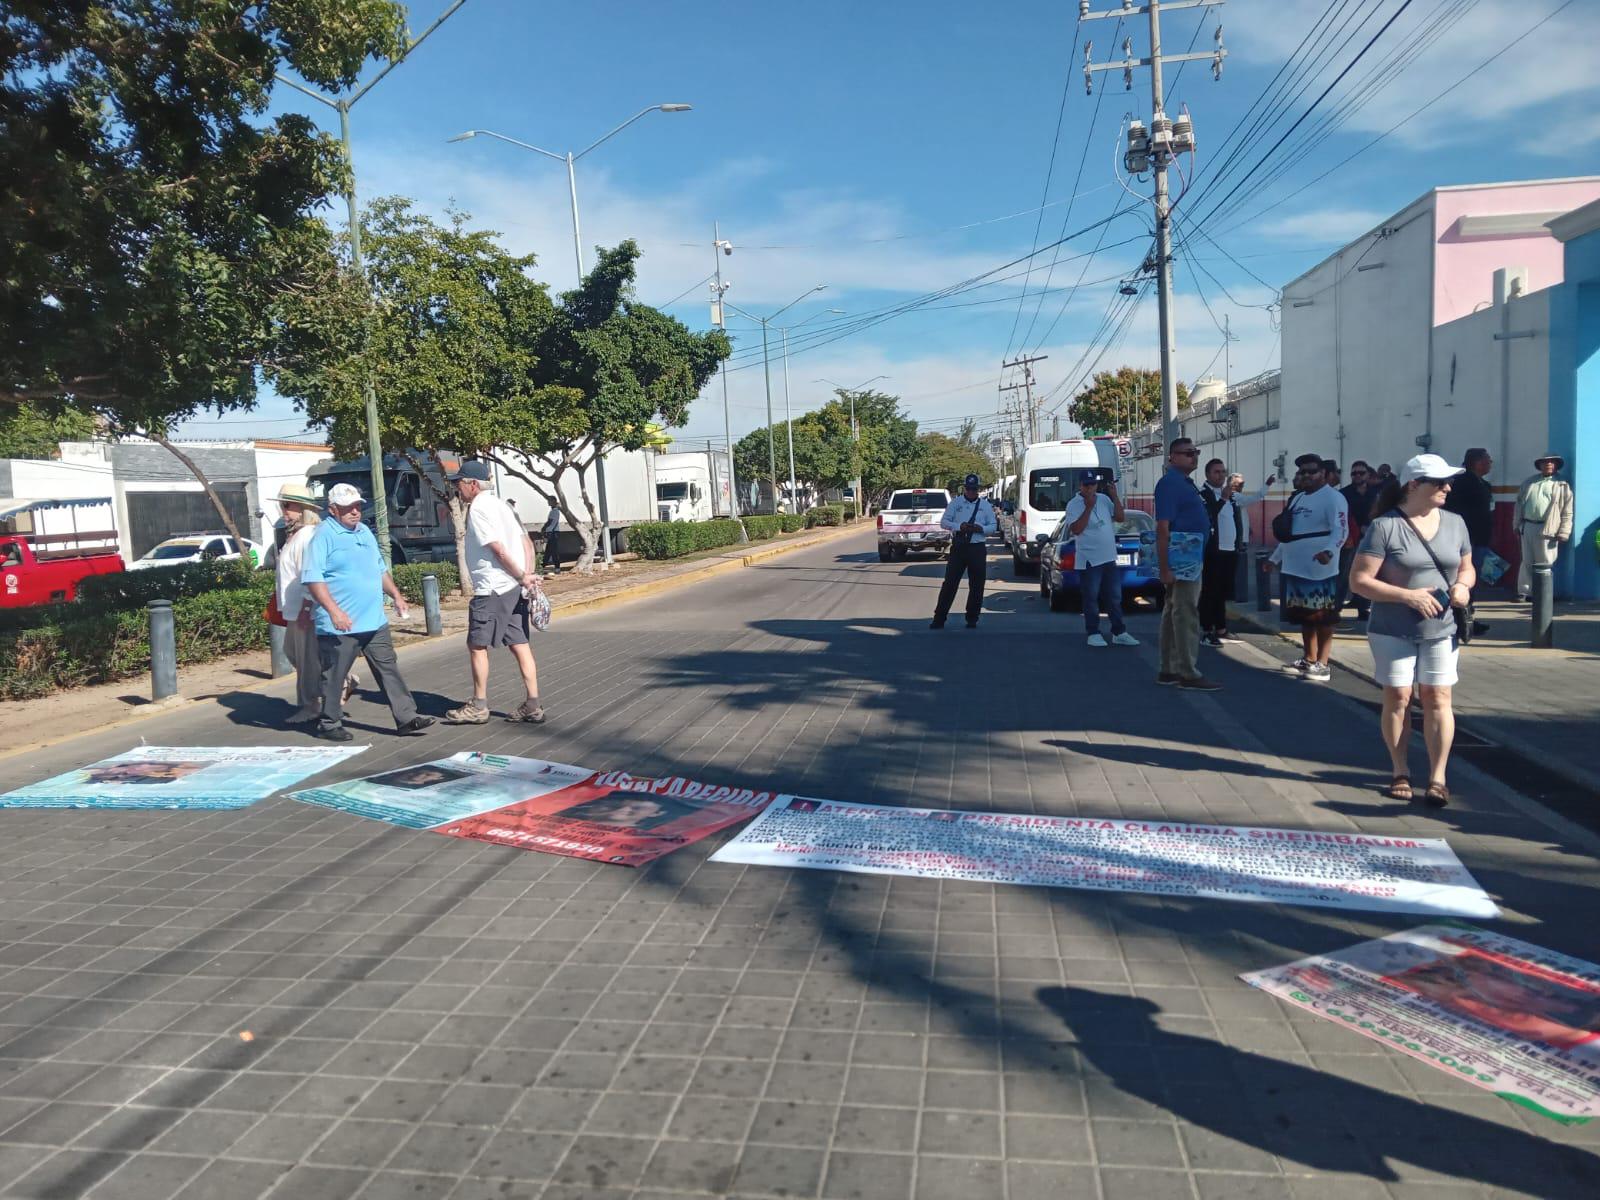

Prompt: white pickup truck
[876,488,951,562]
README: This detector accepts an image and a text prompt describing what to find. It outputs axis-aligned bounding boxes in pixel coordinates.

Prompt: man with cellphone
[1199,459,1273,646]
[1063,470,1139,648]
[930,473,997,630]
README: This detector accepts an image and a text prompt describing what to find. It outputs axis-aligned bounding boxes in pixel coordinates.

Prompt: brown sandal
[1386,776,1413,802]
[1424,782,1450,809]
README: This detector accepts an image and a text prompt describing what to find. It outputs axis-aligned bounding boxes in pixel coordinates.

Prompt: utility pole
[710,223,747,541]
[1001,354,1049,443]
[1083,0,1226,452]
[275,0,471,565]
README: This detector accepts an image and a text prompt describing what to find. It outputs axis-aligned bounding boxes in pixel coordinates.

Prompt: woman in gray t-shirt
[1349,454,1477,809]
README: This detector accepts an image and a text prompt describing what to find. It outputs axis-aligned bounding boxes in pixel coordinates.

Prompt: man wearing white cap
[300,483,434,741]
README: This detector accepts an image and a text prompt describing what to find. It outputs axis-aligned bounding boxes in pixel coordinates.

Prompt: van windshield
[658,482,689,501]
[888,493,946,510]
[1027,470,1080,513]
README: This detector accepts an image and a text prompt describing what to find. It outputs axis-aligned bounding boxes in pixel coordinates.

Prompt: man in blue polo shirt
[301,483,434,741]
[1154,437,1221,691]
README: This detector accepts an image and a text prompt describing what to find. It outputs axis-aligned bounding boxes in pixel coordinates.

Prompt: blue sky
[180,0,1600,448]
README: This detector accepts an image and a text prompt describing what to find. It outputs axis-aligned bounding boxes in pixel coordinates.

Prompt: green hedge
[626,519,747,560]
[0,585,274,700]
[391,561,461,602]
[743,515,785,540]
[805,505,845,528]
[779,512,806,533]
[75,559,262,609]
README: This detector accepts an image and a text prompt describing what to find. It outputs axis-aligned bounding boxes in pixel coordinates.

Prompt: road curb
[0,522,865,763]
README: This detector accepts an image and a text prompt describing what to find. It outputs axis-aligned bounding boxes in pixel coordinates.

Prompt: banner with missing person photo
[1243,925,1600,1123]
[292,752,775,866]
[0,745,368,809]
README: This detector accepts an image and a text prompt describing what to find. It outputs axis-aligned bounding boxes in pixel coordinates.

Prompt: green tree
[271,198,564,587]
[916,432,992,493]
[488,241,730,567]
[2,0,407,542]
[1067,367,1189,435]
[0,403,97,460]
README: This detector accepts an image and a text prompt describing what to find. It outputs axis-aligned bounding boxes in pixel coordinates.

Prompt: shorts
[1281,574,1341,626]
[1368,633,1459,688]
[467,586,529,649]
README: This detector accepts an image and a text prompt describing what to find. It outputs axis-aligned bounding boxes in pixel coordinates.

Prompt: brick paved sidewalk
[0,532,1594,1199]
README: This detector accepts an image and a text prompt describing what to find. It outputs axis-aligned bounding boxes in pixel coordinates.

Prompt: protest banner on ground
[293,752,774,866]
[0,745,368,810]
[1243,925,1600,1123]
[710,797,1497,917]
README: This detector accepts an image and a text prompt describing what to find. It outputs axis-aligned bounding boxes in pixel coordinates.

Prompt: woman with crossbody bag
[1348,455,1476,808]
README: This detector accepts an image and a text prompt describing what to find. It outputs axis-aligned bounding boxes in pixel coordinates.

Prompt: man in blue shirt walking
[300,484,435,741]
[1153,438,1222,691]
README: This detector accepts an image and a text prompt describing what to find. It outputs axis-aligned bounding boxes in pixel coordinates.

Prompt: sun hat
[276,482,320,507]
[1400,453,1465,484]
[1534,453,1565,470]
[326,483,364,507]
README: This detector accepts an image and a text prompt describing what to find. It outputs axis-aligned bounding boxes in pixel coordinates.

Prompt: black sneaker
[1156,673,1181,686]
[965,621,978,629]
[929,620,945,630]
[1215,631,1242,644]
[1178,676,1224,692]
[1201,634,1223,647]
[316,725,353,742]
[396,716,435,736]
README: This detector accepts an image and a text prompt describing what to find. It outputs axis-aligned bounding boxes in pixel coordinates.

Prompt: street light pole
[274,0,470,566]
[450,104,692,568]
[816,375,888,518]
[711,223,745,542]
[725,287,827,515]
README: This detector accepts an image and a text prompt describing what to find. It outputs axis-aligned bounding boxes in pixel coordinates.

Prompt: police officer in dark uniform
[930,474,998,630]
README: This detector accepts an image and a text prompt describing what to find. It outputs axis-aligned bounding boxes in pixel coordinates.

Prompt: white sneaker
[1111,632,1140,647]
[1086,633,1109,647]
[1282,658,1309,675]
[1304,662,1331,682]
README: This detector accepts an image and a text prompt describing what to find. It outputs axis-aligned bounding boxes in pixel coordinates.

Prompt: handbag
[1270,493,1330,545]
[264,591,288,627]
[1399,513,1472,645]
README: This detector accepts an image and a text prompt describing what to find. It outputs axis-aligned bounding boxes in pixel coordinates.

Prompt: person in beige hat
[1515,454,1573,600]
[272,482,353,723]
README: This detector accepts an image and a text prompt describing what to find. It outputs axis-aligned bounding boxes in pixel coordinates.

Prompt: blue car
[1038,509,1164,611]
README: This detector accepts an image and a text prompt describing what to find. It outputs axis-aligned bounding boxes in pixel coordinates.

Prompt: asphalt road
[0,529,1595,1200]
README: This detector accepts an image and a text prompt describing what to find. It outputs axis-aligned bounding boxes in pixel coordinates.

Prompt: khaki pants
[1517,524,1560,598]
[1160,579,1202,679]
[283,620,323,718]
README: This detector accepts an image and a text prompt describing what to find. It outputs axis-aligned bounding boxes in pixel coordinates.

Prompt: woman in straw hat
[274,483,355,723]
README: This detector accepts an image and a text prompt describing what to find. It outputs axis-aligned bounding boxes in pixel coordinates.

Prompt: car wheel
[877,545,891,563]
[891,544,908,561]
[1039,572,1050,598]
[1048,581,1072,612]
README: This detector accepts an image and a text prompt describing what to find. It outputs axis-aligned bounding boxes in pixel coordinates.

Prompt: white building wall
[0,457,114,502]
[253,444,334,542]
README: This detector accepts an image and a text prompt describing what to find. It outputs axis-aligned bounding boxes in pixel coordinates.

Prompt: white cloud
[1259,208,1386,242]
[1226,0,1600,152]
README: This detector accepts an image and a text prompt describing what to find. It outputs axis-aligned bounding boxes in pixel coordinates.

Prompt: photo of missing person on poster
[786,799,821,813]
[83,761,208,785]
[367,764,473,791]
[553,791,702,832]
[1386,945,1600,1051]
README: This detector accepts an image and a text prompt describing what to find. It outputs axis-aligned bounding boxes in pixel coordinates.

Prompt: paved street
[0,529,1597,1200]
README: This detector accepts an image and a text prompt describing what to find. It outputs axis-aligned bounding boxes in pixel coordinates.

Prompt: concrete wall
[1548,212,1600,599]
[108,442,257,562]
[0,446,114,503]
[253,444,333,542]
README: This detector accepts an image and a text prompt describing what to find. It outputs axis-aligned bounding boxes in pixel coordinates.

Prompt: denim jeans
[1080,560,1126,636]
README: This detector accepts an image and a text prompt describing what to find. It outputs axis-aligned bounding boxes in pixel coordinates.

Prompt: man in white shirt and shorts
[444,461,546,725]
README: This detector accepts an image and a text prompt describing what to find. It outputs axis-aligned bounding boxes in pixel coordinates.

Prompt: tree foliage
[0,403,97,459]
[1,0,406,425]
[732,388,927,505]
[1067,367,1189,434]
[916,433,992,493]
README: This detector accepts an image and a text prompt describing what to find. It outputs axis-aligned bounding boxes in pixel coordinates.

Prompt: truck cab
[0,497,124,607]
[876,489,952,561]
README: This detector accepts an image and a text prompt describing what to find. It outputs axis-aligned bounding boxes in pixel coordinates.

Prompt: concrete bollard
[269,624,292,677]
[148,599,177,700]
[1255,551,1273,613]
[1530,566,1554,648]
[421,574,443,637]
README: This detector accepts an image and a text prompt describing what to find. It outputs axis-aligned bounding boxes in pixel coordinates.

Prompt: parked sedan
[129,532,264,571]
[1039,509,1163,611]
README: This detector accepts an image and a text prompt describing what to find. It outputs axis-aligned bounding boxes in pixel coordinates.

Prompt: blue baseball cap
[963,473,982,489]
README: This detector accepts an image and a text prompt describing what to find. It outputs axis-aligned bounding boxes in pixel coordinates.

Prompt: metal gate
[126,486,251,560]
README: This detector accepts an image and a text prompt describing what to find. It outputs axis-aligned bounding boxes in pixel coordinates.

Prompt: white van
[1001,436,1122,575]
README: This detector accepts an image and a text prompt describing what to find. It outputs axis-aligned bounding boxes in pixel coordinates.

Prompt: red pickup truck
[1,533,124,607]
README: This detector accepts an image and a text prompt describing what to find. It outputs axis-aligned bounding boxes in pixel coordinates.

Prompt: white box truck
[653,450,733,522]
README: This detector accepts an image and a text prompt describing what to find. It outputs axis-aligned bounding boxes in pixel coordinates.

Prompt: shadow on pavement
[1038,985,1600,1195]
